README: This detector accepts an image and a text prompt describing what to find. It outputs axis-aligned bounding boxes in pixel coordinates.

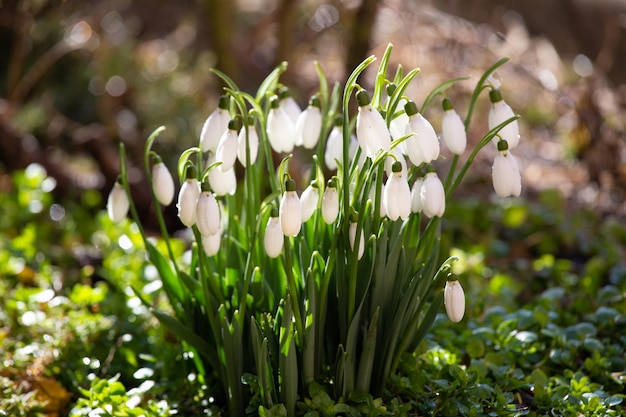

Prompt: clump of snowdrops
[107,44,521,416]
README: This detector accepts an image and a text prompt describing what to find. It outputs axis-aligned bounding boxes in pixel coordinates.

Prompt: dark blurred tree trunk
[276,0,297,65]
[345,0,381,78]
[202,0,239,86]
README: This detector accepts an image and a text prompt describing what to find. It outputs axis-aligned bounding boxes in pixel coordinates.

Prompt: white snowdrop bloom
[207,154,237,196]
[384,146,407,177]
[278,86,302,124]
[177,165,200,227]
[420,167,445,218]
[355,89,391,159]
[383,162,411,221]
[264,210,284,258]
[295,96,323,149]
[200,95,230,153]
[216,119,240,172]
[488,89,520,149]
[349,215,365,260]
[321,179,339,224]
[279,179,302,237]
[441,98,467,155]
[325,115,343,171]
[267,96,295,153]
[201,230,221,257]
[237,116,259,167]
[404,100,440,166]
[196,182,220,237]
[444,280,465,323]
[151,156,175,206]
[107,180,129,223]
[492,140,522,197]
[410,176,424,214]
[300,181,320,223]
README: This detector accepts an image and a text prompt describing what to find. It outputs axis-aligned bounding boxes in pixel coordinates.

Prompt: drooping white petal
[384,147,407,177]
[492,151,522,197]
[208,154,237,196]
[410,178,424,213]
[267,100,295,153]
[279,94,302,124]
[264,216,284,258]
[321,186,339,224]
[442,109,467,155]
[444,280,465,322]
[383,171,411,221]
[300,184,320,223]
[152,161,175,206]
[390,98,410,142]
[349,222,365,260]
[196,190,220,236]
[356,104,391,158]
[488,90,520,148]
[325,126,343,171]
[237,122,259,167]
[420,172,445,218]
[280,190,302,237]
[199,97,230,153]
[216,128,239,172]
[405,113,440,166]
[107,182,129,223]
[295,104,322,149]
[201,230,221,257]
[177,178,200,227]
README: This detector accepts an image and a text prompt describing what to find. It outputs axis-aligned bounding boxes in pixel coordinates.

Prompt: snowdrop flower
[404,100,440,166]
[201,231,221,257]
[295,96,323,149]
[196,182,220,237]
[410,174,425,214]
[325,115,343,171]
[321,178,339,224]
[356,89,391,159]
[420,165,445,218]
[384,145,407,177]
[107,178,129,223]
[237,115,259,167]
[200,95,230,153]
[492,139,522,197]
[216,118,241,172]
[264,209,283,258]
[151,155,175,206]
[207,154,237,196]
[349,213,365,260]
[177,164,200,227]
[488,89,519,149]
[300,181,320,223]
[279,179,301,237]
[441,98,467,155]
[383,161,411,221]
[278,86,302,124]
[267,96,295,153]
[444,280,465,322]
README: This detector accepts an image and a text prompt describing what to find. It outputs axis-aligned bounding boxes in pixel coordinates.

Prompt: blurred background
[1,0,626,221]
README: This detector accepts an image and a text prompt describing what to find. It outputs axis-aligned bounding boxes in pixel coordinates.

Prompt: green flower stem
[283,236,305,349]
[420,77,468,114]
[464,57,509,130]
[372,43,393,109]
[444,154,459,190]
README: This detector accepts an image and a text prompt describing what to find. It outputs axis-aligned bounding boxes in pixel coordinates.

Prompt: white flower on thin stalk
[196,182,220,237]
[201,229,221,257]
[151,155,175,206]
[384,145,407,177]
[300,181,320,223]
[278,86,302,124]
[488,89,520,149]
[441,98,467,155]
[207,154,237,196]
[349,213,365,260]
[295,96,323,149]
[404,100,440,166]
[267,96,295,153]
[492,139,522,197]
[321,178,339,224]
[383,161,411,221]
[237,115,259,167]
[279,179,301,237]
[325,115,343,171]
[216,118,241,172]
[420,165,445,218]
[107,178,129,223]
[200,95,230,153]
[264,209,284,258]
[444,280,465,323]
[356,89,391,159]
[177,164,200,227]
